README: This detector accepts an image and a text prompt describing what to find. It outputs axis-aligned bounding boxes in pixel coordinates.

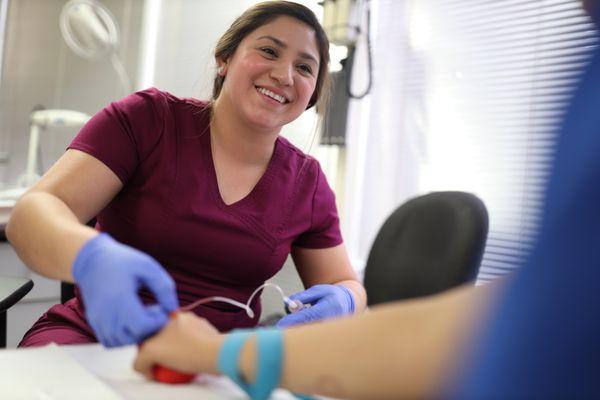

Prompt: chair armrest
[0,277,34,312]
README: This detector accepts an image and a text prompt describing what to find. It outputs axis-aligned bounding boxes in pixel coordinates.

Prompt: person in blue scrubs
[451,1,600,397]
[134,2,600,398]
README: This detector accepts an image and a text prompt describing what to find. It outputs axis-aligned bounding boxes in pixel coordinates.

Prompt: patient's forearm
[239,284,498,399]
[6,191,97,282]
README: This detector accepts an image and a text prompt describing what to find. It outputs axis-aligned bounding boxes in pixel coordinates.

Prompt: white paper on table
[0,343,122,400]
[64,344,300,400]
[64,344,246,400]
[0,342,308,400]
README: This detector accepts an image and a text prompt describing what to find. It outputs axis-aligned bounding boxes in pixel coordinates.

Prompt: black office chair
[61,281,75,304]
[0,277,34,348]
[1,225,35,347]
[364,191,488,306]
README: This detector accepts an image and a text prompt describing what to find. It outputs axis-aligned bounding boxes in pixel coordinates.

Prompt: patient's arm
[260,283,499,399]
[135,281,503,399]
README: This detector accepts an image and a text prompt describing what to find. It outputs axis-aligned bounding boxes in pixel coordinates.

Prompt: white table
[0,343,303,399]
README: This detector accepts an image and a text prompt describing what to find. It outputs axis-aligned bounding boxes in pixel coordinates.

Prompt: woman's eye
[298,64,313,75]
[261,47,277,57]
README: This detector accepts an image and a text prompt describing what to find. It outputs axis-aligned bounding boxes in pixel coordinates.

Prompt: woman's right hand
[72,233,179,347]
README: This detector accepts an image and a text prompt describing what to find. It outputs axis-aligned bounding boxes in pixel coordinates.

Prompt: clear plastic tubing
[179,283,304,318]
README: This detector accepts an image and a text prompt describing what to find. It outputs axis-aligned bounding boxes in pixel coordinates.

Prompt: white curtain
[342,0,419,275]
[342,0,598,280]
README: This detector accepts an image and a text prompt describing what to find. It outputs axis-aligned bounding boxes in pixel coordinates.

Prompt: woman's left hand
[277,284,355,328]
[134,312,223,378]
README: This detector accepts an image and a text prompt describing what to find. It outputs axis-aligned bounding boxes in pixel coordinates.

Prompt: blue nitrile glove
[72,233,178,347]
[276,284,355,328]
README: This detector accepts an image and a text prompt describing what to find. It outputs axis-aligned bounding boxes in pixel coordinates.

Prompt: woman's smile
[255,85,289,105]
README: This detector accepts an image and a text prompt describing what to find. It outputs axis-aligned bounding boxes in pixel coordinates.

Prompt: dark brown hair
[212,1,330,113]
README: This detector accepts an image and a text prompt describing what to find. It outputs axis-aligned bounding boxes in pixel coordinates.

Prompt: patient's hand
[134,312,223,378]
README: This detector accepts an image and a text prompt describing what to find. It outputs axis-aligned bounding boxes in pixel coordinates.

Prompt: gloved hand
[73,233,179,347]
[276,284,355,328]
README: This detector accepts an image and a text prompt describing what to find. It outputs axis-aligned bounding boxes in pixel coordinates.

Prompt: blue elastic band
[253,328,284,399]
[218,328,284,400]
[217,329,253,393]
[218,328,316,400]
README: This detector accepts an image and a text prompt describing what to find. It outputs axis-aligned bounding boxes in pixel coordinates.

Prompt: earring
[217,66,225,76]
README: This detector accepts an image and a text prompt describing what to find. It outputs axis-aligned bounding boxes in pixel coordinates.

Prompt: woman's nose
[270,62,293,86]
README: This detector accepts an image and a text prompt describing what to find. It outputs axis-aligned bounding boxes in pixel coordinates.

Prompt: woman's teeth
[256,87,286,104]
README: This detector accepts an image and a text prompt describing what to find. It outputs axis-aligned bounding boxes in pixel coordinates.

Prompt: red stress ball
[152,365,196,384]
[149,311,197,384]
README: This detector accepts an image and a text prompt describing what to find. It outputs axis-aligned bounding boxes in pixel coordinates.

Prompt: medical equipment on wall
[16,109,90,188]
[323,0,361,46]
[59,0,132,94]
[322,0,372,100]
[320,0,373,147]
[181,282,307,318]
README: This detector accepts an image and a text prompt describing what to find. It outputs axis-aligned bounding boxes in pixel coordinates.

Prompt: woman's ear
[216,59,228,76]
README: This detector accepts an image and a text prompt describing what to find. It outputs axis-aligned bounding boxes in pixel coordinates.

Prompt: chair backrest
[363,191,488,306]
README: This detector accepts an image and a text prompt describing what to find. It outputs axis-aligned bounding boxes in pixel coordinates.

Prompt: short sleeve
[68,87,168,184]
[293,161,343,249]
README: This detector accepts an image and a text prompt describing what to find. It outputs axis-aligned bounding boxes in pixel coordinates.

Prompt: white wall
[0,0,144,187]
[0,0,144,348]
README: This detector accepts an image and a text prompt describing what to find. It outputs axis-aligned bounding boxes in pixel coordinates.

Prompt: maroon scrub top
[19,88,342,346]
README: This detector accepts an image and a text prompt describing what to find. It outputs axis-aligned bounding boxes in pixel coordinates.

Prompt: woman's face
[218,16,320,133]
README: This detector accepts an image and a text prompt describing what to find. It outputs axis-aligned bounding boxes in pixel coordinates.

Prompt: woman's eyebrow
[256,35,318,65]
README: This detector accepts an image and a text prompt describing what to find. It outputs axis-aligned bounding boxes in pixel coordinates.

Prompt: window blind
[400,0,599,281]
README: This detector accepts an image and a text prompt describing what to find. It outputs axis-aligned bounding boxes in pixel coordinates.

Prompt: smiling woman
[8,0,365,353]
[211,1,331,113]
[212,15,321,134]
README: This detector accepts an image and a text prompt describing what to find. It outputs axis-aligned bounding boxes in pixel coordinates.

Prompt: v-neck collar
[202,129,282,209]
